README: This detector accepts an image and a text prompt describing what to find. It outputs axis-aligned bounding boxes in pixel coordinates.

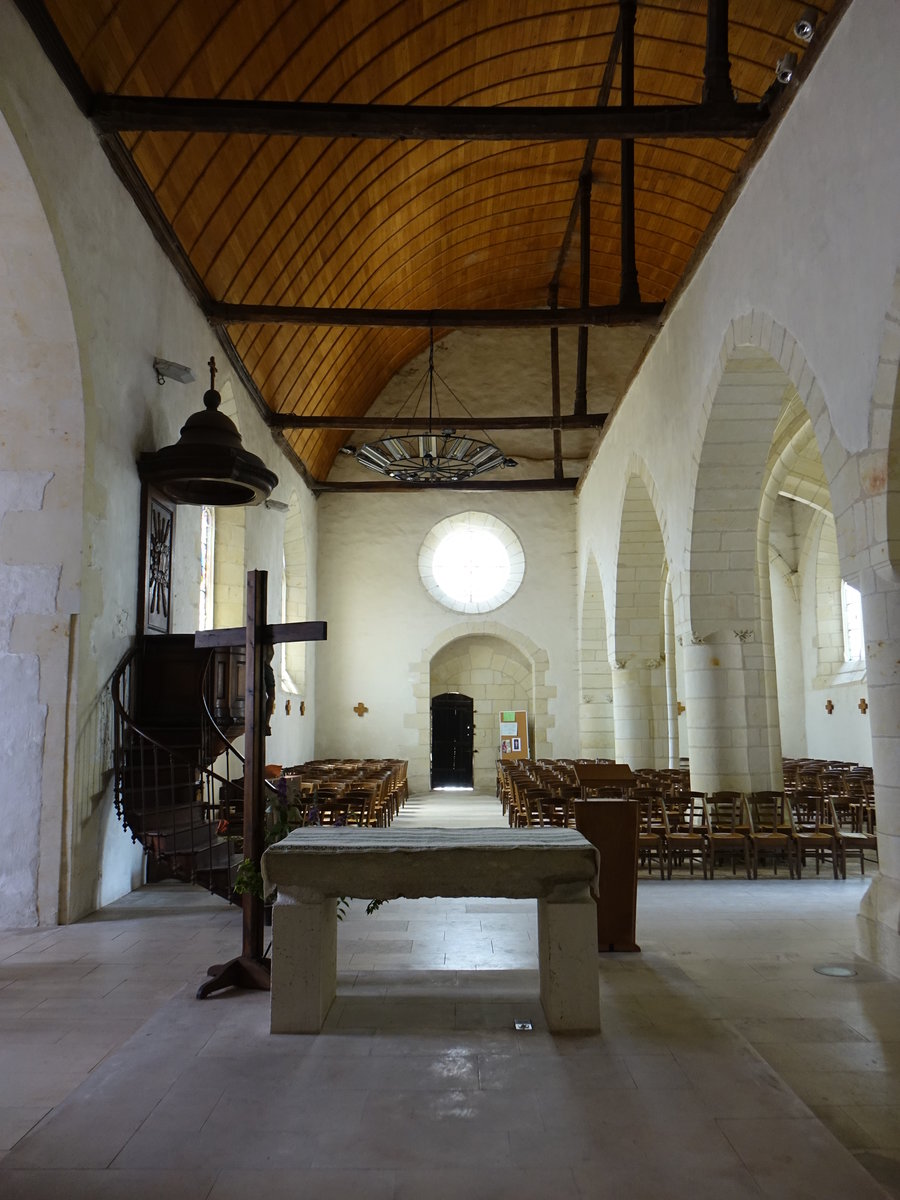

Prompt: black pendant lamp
[139,356,278,506]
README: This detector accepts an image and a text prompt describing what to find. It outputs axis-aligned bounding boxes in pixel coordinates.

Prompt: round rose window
[418,512,525,613]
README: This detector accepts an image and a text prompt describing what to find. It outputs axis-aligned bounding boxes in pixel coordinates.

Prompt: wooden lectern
[572,763,640,953]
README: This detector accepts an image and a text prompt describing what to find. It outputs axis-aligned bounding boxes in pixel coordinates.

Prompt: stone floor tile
[0,1169,218,1199]
[209,1167,396,1200]
[718,1116,891,1198]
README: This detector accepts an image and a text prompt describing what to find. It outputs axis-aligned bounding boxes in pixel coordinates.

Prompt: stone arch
[613,472,669,768]
[684,313,848,791]
[282,491,308,694]
[406,620,553,793]
[0,110,84,926]
[579,554,614,758]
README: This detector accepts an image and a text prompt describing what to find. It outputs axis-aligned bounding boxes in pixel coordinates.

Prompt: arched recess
[579,555,614,758]
[686,343,799,791]
[431,634,532,790]
[282,491,307,695]
[613,473,669,769]
[685,312,860,792]
[762,404,870,765]
[406,621,553,794]
[0,110,84,926]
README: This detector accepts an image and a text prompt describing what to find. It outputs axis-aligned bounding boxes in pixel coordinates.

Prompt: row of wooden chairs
[497,760,877,880]
[276,760,408,830]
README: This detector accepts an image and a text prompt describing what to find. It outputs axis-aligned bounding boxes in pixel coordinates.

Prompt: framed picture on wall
[138,484,176,634]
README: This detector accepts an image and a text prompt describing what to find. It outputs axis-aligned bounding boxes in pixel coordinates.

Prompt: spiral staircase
[111,634,255,902]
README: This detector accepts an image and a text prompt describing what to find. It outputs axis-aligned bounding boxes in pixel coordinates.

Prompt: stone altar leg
[270,893,337,1033]
[537,889,601,1031]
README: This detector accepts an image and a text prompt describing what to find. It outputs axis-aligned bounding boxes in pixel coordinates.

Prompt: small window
[199,505,215,631]
[841,581,864,663]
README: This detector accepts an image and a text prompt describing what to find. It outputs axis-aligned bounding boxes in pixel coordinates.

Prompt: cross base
[196,954,271,998]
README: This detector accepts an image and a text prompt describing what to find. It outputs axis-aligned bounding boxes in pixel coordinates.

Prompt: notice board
[499,710,529,761]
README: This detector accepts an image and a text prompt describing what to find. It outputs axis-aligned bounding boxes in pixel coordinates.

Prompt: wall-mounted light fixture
[153,357,196,386]
[793,8,817,43]
[775,52,797,84]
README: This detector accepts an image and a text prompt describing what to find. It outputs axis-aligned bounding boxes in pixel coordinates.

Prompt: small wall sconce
[775,52,797,84]
[793,9,817,43]
[153,357,195,386]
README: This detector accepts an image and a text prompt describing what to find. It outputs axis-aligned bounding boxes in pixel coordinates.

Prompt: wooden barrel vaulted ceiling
[19,0,844,490]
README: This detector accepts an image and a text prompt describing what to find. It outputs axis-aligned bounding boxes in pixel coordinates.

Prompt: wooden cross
[825,699,834,715]
[353,701,369,717]
[194,569,326,998]
[858,698,868,715]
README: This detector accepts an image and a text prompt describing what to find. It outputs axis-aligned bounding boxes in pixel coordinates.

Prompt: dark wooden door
[431,693,474,788]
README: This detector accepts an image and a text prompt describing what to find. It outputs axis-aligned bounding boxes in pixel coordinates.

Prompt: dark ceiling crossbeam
[312,477,579,495]
[271,414,606,431]
[90,95,767,141]
[207,302,664,329]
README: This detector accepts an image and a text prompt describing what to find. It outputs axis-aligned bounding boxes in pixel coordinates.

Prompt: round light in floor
[813,964,858,977]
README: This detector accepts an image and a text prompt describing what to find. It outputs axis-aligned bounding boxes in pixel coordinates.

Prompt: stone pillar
[682,629,782,794]
[613,665,651,769]
[857,568,900,975]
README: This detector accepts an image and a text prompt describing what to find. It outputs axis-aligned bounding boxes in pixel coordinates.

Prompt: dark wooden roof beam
[272,414,606,431]
[207,302,664,329]
[312,477,579,495]
[91,96,768,141]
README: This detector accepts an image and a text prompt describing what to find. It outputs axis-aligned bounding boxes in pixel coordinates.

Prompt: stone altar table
[261,826,601,1034]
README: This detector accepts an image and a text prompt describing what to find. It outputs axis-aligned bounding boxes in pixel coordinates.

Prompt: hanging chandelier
[348,332,517,484]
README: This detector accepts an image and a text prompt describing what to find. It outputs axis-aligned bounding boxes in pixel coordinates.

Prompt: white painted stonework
[1,0,899,981]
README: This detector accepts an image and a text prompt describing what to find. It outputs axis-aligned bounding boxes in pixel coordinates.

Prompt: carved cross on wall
[859,698,868,715]
[353,701,369,718]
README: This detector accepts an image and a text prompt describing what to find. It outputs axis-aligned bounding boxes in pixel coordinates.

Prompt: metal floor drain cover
[514,1021,534,1031]
[813,964,858,978]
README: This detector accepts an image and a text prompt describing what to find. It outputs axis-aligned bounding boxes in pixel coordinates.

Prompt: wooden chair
[827,797,878,877]
[787,792,840,878]
[744,792,797,878]
[637,795,666,878]
[661,794,709,879]
[704,793,751,879]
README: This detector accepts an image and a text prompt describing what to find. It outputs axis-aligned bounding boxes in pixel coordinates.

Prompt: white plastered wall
[0,109,83,928]
[576,0,900,967]
[0,4,317,923]
[315,491,579,794]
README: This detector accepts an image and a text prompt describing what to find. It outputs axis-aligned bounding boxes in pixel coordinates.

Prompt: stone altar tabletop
[262,826,601,1034]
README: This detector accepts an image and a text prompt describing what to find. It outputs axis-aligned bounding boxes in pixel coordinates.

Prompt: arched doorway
[431,693,475,788]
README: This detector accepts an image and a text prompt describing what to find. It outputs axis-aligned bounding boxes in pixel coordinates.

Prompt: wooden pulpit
[572,763,640,953]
